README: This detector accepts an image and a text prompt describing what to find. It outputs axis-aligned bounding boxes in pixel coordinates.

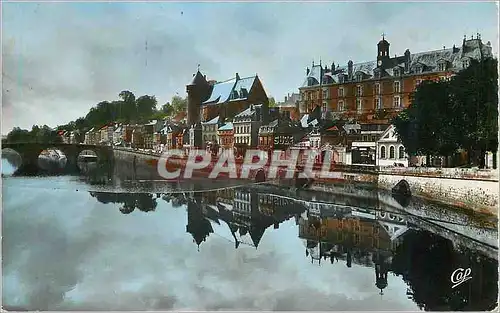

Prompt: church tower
[186,69,211,126]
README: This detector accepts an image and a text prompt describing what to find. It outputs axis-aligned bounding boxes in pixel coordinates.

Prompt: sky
[2,1,499,134]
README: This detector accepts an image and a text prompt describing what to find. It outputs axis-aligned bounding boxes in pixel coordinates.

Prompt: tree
[119,90,137,122]
[393,58,498,168]
[449,58,498,166]
[268,96,276,107]
[136,95,158,121]
[171,96,187,114]
[161,102,175,116]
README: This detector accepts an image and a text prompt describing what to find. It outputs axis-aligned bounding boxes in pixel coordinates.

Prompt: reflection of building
[186,194,214,251]
[298,204,408,293]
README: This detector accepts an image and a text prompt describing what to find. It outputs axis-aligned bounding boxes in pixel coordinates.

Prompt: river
[2,158,498,311]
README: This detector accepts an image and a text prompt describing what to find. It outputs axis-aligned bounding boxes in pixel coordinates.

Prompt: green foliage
[393,57,498,163]
[5,125,61,144]
[268,97,276,107]
[170,96,187,114]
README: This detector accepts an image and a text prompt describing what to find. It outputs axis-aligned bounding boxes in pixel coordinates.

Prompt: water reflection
[88,186,498,311]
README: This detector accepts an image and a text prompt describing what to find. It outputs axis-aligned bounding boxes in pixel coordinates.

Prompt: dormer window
[415,65,423,74]
[356,73,363,81]
[393,68,400,76]
[338,75,345,83]
[240,88,248,97]
[438,62,446,72]
[374,69,381,79]
[462,59,470,68]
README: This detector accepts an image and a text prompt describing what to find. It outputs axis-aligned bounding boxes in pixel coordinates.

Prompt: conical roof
[188,70,208,86]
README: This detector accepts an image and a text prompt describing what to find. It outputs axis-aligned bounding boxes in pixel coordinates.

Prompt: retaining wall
[378,167,499,216]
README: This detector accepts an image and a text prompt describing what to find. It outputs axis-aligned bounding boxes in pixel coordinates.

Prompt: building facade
[298,35,493,123]
[376,124,408,167]
[218,122,234,149]
[186,70,270,126]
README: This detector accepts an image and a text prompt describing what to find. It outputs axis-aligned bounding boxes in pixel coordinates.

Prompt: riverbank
[112,147,499,217]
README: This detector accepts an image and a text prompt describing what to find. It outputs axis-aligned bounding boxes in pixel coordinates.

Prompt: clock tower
[377,34,390,68]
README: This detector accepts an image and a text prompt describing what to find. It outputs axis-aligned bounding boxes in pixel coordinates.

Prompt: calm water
[2,159,498,311]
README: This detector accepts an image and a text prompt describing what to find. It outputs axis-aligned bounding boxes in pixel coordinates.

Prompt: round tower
[186,70,210,126]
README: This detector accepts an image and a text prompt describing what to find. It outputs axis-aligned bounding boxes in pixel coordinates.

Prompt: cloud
[2,2,498,133]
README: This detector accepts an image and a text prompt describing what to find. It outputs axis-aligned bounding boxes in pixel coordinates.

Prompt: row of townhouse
[82,117,188,152]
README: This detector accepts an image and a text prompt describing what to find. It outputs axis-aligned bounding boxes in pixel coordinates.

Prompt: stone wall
[378,170,499,216]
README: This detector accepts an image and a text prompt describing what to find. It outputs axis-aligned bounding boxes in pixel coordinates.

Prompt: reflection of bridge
[2,142,114,175]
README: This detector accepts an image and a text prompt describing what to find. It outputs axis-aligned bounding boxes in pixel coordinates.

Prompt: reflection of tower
[186,69,211,126]
[186,193,214,251]
[374,252,389,295]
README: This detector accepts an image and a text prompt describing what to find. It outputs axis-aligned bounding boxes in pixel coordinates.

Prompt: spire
[382,32,385,40]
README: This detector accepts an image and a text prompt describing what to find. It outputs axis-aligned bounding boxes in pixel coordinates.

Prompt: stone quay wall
[377,167,499,216]
[111,148,499,215]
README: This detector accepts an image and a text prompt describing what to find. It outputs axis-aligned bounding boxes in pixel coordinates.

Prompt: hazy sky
[2,1,498,133]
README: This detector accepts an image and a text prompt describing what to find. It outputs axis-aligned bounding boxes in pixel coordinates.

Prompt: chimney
[255,105,262,122]
[347,60,353,79]
[306,67,310,75]
[404,49,411,72]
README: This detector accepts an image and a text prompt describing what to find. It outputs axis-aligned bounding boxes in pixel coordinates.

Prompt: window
[394,81,401,93]
[375,97,382,109]
[322,101,327,112]
[356,85,363,96]
[415,66,422,74]
[356,98,362,112]
[393,69,400,76]
[438,62,446,71]
[463,59,470,68]
[322,88,329,99]
[398,146,405,159]
[338,87,344,97]
[393,96,401,108]
[389,146,395,159]
[374,70,381,79]
[380,146,386,159]
[374,83,380,95]
[415,79,422,87]
[338,100,345,111]
[356,73,363,81]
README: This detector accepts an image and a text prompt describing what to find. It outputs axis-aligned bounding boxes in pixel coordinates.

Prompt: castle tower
[186,70,211,126]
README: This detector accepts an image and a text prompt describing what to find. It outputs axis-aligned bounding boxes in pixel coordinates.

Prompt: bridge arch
[1,143,113,176]
[255,169,266,183]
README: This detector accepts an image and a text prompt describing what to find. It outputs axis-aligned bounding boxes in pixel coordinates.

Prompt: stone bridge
[2,142,114,176]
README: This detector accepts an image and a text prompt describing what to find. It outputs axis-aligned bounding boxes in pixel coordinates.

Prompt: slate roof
[230,76,256,101]
[234,107,254,118]
[202,75,258,106]
[218,122,234,131]
[301,38,493,88]
[203,78,237,105]
[203,116,220,125]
